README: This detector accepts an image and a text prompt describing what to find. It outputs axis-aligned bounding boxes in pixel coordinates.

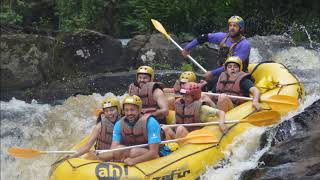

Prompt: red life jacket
[95,114,118,150]
[175,98,202,131]
[216,71,251,105]
[120,114,151,146]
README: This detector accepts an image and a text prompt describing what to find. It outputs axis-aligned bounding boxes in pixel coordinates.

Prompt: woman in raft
[67,97,121,160]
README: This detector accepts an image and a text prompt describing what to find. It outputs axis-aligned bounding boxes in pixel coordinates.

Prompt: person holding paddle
[108,95,167,166]
[181,16,250,89]
[66,97,121,160]
[163,82,227,140]
[212,56,261,112]
[128,66,169,124]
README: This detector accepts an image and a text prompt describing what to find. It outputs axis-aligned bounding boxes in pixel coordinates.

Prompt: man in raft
[181,16,251,89]
[67,97,121,160]
[128,65,168,124]
[212,56,261,112]
[162,82,227,140]
[110,95,169,166]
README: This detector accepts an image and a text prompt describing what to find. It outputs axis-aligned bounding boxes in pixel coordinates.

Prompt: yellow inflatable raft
[49,62,303,180]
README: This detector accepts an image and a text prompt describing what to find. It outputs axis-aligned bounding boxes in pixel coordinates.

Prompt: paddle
[151,19,207,73]
[95,129,218,154]
[204,93,299,112]
[7,129,217,159]
[163,110,281,128]
[7,148,76,159]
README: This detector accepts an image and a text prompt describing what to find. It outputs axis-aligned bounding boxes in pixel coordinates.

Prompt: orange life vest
[216,71,251,105]
[175,98,202,131]
[120,114,151,146]
[95,114,118,150]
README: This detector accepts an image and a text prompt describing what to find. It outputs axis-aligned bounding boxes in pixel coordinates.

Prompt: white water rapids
[1,40,320,180]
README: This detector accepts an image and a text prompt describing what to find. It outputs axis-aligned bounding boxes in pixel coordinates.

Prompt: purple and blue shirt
[184,32,251,76]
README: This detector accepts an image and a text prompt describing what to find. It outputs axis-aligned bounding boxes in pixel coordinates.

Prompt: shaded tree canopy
[1,0,319,41]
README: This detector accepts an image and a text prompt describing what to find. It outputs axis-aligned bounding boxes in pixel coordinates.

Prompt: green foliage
[152,63,171,70]
[181,63,193,71]
[0,0,30,25]
[54,0,106,31]
[1,0,318,42]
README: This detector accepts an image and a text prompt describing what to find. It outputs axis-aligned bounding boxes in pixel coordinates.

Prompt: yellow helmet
[122,95,142,111]
[136,66,154,81]
[101,97,121,113]
[224,56,243,71]
[179,71,197,83]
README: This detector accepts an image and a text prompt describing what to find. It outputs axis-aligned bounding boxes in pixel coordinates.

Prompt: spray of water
[0,93,126,180]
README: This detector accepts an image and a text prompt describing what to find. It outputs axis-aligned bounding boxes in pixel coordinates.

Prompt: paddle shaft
[96,139,183,154]
[204,92,253,101]
[163,120,242,128]
[167,36,207,73]
[42,150,76,154]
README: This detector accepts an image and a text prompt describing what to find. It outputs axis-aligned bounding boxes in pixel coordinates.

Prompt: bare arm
[152,88,169,119]
[200,94,216,107]
[163,88,175,93]
[71,124,101,158]
[249,86,261,111]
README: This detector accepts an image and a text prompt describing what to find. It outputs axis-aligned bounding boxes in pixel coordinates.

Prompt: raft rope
[251,61,304,100]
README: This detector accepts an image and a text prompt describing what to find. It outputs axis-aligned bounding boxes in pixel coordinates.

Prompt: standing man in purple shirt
[181,16,251,89]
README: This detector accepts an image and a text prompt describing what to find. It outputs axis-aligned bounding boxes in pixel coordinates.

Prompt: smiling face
[228,22,240,37]
[123,104,140,123]
[226,62,240,76]
[137,73,151,86]
[103,106,118,122]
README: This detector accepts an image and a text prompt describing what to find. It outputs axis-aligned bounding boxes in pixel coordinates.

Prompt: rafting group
[64,16,265,166]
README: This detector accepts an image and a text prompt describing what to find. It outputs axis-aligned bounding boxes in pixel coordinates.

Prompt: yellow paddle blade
[242,110,281,126]
[8,147,43,158]
[151,19,170,39]
[182,129,219,144]
[264,95,299,113]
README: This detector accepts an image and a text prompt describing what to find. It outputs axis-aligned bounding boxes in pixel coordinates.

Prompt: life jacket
[219,34,248,71]
[128,82,164,109]
[216,71,251,105]
[95,114,118,150]
[175,98,202,131]
[129,82,167,124]
[120,114,151,146]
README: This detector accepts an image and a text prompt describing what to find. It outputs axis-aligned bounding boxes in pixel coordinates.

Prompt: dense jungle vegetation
[1,0,319,41]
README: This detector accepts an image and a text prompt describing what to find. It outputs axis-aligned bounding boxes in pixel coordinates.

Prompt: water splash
[0,93,126,180]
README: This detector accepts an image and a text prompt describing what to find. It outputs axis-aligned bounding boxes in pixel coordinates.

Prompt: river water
[1,37,319,180]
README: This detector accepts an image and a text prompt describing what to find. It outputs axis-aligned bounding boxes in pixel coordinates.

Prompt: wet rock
[55,30,129,74]
[0,34,53,89]
[15,70,184,103]
[240,99,320,180]
[128,33,220,71]
[0,30,131,101]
